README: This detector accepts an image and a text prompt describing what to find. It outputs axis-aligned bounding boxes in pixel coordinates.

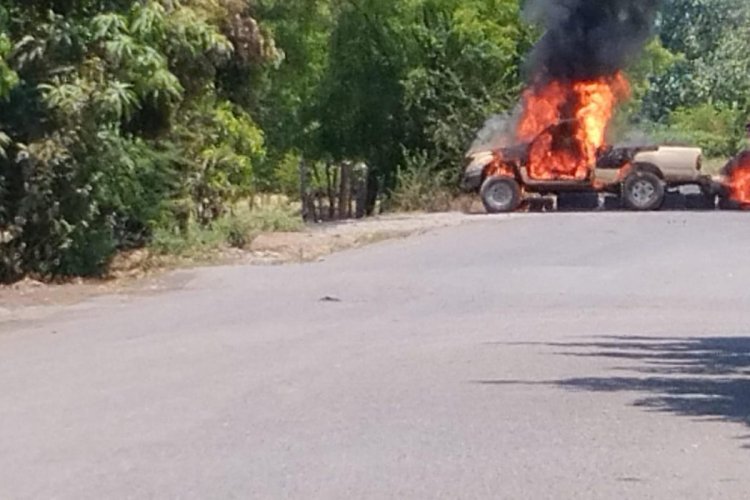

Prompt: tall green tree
[0,0,272,279]
[310,0,531,210]
[642,0,750,120]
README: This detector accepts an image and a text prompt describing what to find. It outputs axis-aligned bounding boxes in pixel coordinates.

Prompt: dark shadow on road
[478,336,750,439]
[520,191,719,213]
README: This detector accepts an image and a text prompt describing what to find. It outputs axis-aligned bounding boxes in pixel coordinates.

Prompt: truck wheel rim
[488,183,513,207]
[631,180,656,207]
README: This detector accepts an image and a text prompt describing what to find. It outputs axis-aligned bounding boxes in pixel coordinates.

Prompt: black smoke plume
[524,0,659,82]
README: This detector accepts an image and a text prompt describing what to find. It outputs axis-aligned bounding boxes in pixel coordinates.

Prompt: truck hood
[464,151,495,176]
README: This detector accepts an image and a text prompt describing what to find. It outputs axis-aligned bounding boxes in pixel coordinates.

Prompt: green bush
[150,204,302,256]
[243,205,303,232]
[0,130,182,280]
[389,150,454,213]
[667,103,744,157]
[150,223,227,256]
[626,104,745,160]
[0,0,277,282]
[273,152,302,199]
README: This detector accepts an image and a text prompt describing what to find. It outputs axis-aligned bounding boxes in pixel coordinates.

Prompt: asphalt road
[2,212,750,499]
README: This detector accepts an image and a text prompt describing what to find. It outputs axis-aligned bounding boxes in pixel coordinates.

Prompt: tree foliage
[636,0,750,147]
[0,0,271,279]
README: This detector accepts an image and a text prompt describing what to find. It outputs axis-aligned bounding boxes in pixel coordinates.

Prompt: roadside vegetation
[1,0,749,282]
[149,203,302,257]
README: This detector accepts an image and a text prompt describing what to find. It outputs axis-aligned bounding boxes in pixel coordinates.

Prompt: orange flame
[517,73,630,180]
[485,152,515,178]
[727,154,750,207]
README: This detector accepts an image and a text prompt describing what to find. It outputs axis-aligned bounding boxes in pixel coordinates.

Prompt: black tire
[480,176,521,213]
[622,171,665,211]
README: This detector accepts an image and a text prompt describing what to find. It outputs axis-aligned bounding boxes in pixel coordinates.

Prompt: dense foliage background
[0,0,748,281]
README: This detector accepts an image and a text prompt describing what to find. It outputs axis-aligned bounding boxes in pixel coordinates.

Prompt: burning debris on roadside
[721,149,750,208]
[719,122,750,208]
[728,165,750,206]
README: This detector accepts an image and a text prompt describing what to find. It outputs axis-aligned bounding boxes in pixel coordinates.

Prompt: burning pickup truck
[461,121,714,213]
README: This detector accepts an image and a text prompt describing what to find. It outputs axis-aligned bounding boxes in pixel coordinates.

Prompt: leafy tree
[310,0,531,210]
[0,0,271,279]
[401,0,531,182]
[641,0,750,121]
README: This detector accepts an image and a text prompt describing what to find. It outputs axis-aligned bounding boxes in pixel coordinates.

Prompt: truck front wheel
[622,171,665,211]
[480,176,522,213]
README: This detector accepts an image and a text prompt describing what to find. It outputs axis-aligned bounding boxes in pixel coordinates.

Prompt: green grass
[241,205,304,232]
[150,204,303,257]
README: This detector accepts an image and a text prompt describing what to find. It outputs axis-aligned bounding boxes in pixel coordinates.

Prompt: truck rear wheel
[622,171,665,211]
[480,176,521,213]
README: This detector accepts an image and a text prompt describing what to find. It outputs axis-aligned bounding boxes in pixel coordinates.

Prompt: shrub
[632,104,744,158]
[150,204,302,255]
[389,150,454,213]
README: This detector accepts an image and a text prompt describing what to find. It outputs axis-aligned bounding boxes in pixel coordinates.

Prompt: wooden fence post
[338,160,352,219]
[299,157,315,222]
[354,162,368,219]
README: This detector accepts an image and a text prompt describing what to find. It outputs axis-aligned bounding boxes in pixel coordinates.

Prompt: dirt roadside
[0,212,487,320]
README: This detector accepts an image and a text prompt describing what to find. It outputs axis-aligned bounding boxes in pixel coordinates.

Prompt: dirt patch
[0,212,484,319]
[248,212,477,262]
